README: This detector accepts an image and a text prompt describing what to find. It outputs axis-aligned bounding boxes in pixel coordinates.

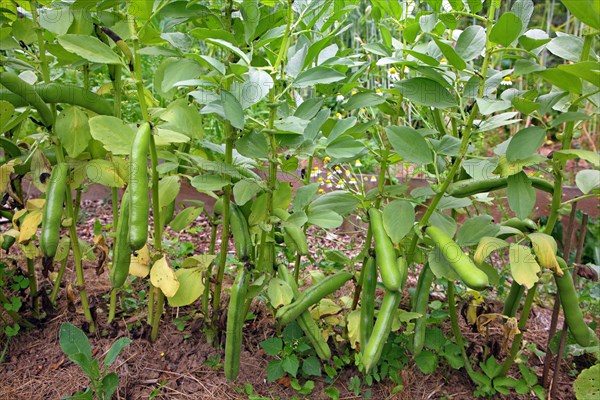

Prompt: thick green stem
[26,257,39,317]
[212,134,234,311]
[151,291,164,342]
[203,222,218,317]
[108,288,117,323]
[50,256,68,304]
[500,284,537,375]
[448,281,474,376]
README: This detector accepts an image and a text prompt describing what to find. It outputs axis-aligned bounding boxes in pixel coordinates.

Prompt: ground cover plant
[0,0,599,398]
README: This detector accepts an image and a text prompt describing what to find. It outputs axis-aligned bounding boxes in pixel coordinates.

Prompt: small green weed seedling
[59,322,131,400]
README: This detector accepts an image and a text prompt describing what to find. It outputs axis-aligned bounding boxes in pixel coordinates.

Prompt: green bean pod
[362,290,401,372]
[412,263,435,355]
[359,256,377,349]
[285,225,309,255]
[224,266,249,381]
[0,72,54,127]
[369,208,401,291]
[555,257,590,347]
[40,163,68,258]
[278,266,331,360]
[425,226,489,291]
[276,271,353,326]
[230,203,253,261]
[448,177,554,198]
[110,191,131,288]
[128,123,151,251]
[0,83,113,116]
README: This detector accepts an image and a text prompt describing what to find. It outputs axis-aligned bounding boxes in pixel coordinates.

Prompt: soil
[0,200,595,400]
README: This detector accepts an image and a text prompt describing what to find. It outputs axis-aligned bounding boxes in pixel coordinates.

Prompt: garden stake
[541,204,578,388]
[550,214,589,398]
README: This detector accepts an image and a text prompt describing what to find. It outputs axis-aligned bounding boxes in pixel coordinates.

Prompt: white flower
[335,112,343,120]
[351,90,358,96]
[344,169,351,177]
[440,58,448,65]
[349,177,357,185]
[336,93,345,102]
[318,188,325,194]
[501,76,512,86]
[326,179,332,188]
[388,67,400,81]
[355,159,362,167]
[370,175,377,182]
[334,166,342,174]
[318,177,324,185]
[326,172,333,179]
[336,180,344,189]
[376,88,383,96]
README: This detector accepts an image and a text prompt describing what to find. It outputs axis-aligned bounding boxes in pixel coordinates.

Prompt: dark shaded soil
[0,200,594,400]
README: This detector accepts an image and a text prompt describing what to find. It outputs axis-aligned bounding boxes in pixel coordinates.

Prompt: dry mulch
[0,200,593,400]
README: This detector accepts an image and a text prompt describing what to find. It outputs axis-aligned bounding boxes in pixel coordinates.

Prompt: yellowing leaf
[19,241,39,258]
[12,209,27,229]
[528,232,562,275]
[167,267,205,306]
[474,236,509,266]
[26,198,45,211]
[268,278,293,308]
[55,237,71,262]
[346,309,361,349]
[150,256,179,297]
[509,244,540,289]
[129,245,150,278]
[0,159,16,192]
[18,210,42,243]
[181,254,216,269]
[310,298,341,320]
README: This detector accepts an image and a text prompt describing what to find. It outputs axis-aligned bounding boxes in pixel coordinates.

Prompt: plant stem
[203,222,218,317]
[50,256,68,304]
[108,288,117,323]
[448,281,474,376]
[0,289,34,329]
[26,257,39,317]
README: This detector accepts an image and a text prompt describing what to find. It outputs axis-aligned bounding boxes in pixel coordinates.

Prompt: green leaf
[231,68,274,109]
[547,35,585,62]
[386,126,434,165]
[307,209,343,229]
[266,360,285,382]
[432,37,466,70]
[489,13,522,47]
[233,180,263,205]
[268,278,293,308]
[576,170,600,194]
[552,149,600,167]
[241,0,260,43]
[537,69,582,94]
[103,337,132,368]
[558,62,600,88]
[308,191,359,216]
[55,107,91,158]
[574,364,600,400]
[59,323,92,359]
[506,126,546,162]
[282,354,299,377]
[559,0,600,30]
[509,244,540,289]
[205,38,250,65]
[302,356,322,377]
[167,267,205,306]
[507,172,535,219]
[455,25,486,61]
[382,200,415,244]
[260,337,283,356]
[424,327,445,351]
[415,350,438,374]
[57,34,122,65]
[237,131,269,159]
[160,58,203,92]
[39,8,74,35]
[345,92,386,110]
[518,29,551,51]
[99,372,119,400]
[293,67,346,88]
[428,247,459,281]
[190,175,231,192]
[475,112,521,133]
[326,136,365,160]
[158,176,180,210]
[457,216,500,247]
[88,116,135,155]
[86,160,125,188]
[221,90,245,130]
[395,78,456,108]
[170,207,203,231]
